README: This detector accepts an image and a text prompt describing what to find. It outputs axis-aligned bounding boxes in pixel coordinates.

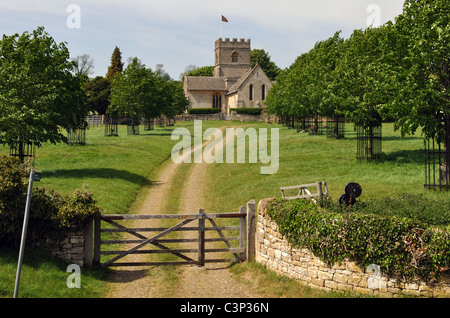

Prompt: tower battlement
[215,38,251,49]
[214,37,252,78]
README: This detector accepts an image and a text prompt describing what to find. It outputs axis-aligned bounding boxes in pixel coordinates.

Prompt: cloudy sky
[1,0,405,80]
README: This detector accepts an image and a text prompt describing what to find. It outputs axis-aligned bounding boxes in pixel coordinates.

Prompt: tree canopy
[106,46,124,80]
[0,26,88,161]
[266,0,449,140]
[109,57,188,122]
[251,49,281,81]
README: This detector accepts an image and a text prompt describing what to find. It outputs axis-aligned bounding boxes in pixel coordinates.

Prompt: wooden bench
[280,181,329,203]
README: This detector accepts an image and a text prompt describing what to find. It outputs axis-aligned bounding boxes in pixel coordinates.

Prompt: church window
[249,84,253,101]
[231,52,238,63]
[212,93,222,109]
[262,85,266,101]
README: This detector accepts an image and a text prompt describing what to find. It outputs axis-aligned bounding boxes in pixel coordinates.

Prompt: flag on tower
[221,15,228,23]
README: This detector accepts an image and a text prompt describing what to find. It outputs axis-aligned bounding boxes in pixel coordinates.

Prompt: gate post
[93,216,101,266]
[239,206,246,261]
[197,209,206,266]
[246,200,256,262]
[84,220,94,266]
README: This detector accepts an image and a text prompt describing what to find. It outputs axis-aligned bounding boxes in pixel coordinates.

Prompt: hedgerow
[266,198,450,281]
[0,155,101,245]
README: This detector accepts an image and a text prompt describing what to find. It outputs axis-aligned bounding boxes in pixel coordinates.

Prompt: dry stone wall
[255,198,450,298]
[32,223,93,267]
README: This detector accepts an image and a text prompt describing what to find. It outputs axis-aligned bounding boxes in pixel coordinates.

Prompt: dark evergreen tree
[106,46,124,79]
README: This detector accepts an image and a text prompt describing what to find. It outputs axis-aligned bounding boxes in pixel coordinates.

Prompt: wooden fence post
[197,209,205,267]
[246,200,256,262]
[84,220,94,266]
[239,206,246,261]
[93,216,101,266]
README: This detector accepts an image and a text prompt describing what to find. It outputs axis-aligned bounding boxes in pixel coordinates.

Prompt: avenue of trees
[265,0,449,183]
[0,27,189,161]
[266,0,449,154]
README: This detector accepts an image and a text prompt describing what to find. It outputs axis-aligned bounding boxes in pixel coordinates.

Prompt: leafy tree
[180,65,214,81]
[106,46,124,79]
[161,80,189,120]
[251,49,281,81]
[72,53,95,79]
[0,27,88,162]
[84,76,111,115]
[387,0,449,140]
[109,58,187,125]
[109,57,156,123]
[387,0,449,183]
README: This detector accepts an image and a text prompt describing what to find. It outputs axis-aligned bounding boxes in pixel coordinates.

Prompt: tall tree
[84,76,111,115]
[251,49,280,81]
[72,53,95,79]
[387,0,449,183]
[106,46,123,79]
[0,27,88,162]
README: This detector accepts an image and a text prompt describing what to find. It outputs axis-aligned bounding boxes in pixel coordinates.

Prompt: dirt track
[106,131,258,298]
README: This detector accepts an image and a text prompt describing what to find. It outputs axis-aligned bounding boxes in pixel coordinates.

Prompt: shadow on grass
[380,149,424,164]
[42,168,152,186]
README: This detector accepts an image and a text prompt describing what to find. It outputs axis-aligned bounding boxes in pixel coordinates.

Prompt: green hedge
[267,198,450,281]
[233,108,263,115]
[187,108,222,115]
[0,155,101,245]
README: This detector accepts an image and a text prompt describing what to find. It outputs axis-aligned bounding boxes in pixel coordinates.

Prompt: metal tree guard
[143,118,155,131]
[10,141,35,163]
[104,112,119,137]
[326,115,345,139]
[67,124,87,145]
[356,124,382,160]
[127,118,140,135]
[424,115,449,190]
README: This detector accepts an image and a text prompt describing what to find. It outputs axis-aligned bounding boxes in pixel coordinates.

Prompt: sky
[0,0,405,80]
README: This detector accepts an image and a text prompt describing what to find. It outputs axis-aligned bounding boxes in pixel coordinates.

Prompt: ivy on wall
[266,199,450,281]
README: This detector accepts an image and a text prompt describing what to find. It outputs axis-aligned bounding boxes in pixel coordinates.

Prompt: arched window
[212,93,222,109]
[249,84,253,101]
[231,52,238,63]
[262,85,266,101]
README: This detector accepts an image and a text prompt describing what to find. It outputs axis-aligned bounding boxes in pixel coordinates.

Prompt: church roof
[226,64,260,95]
[184,76,227,91]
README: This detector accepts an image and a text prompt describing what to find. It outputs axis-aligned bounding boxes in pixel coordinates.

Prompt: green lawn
[203,121,449,213]
[0,124,180,215]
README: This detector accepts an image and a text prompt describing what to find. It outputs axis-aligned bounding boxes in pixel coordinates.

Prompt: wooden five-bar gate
[93,200,256,267]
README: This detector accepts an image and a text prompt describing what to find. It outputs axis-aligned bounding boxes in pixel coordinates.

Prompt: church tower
[213,38,251,81]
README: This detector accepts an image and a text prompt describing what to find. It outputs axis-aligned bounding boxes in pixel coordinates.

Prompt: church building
[183,38,274,114]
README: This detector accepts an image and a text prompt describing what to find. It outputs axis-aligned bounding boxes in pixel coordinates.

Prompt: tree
[109,58,188,127]
[387,0,449,184]
[251,49,281,81]
[72,53,95,79]
[161,80,189,120]
[0,27,88,162]
[106,46,123,79]
[387,0,449,140]
[180,65,214,81]
[84,76,111,115]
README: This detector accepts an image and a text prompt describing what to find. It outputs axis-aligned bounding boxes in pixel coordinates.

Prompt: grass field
[1,119,448,298]
[203,121,449,213]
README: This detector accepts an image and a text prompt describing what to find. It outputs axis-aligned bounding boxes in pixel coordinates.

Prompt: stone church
[183,38,274,114]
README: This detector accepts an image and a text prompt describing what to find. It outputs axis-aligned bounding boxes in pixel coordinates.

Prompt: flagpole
[220,16,223,39]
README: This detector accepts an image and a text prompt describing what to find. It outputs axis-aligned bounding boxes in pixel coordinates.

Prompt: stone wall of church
[233,68,273,109]
[186,91,225,110]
